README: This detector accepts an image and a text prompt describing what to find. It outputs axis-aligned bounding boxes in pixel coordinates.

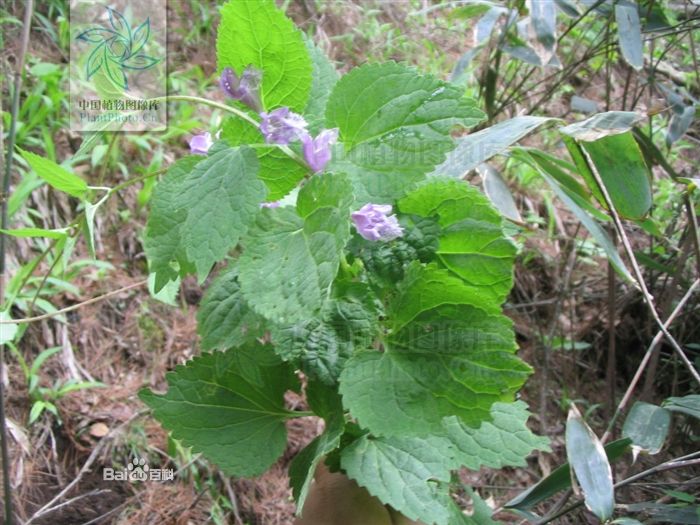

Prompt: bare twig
[579,147,700,386]
[601,278,700,443]
[0,280,147,325]
[536,451,700,525]
[606,229,617,419]
[0,3,34,522]
[25,410,146,524]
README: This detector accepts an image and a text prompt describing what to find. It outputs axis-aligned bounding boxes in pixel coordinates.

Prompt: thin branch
[0,2,34,523]
[0,280,147,325]
[24,410,146,524]
[158,95,258,126]
[601,278,700,443]
[537,451,700,525]
[579,147,700,386]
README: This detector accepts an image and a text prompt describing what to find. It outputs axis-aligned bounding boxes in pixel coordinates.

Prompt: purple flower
[260,201,281,208]
[351,203,404,242]
[302,128,339,173]
[188,132,213,155]
[259,107,308,145]
[220,66,262,111]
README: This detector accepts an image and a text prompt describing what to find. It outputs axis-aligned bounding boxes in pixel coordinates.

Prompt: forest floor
[1,1,698,524]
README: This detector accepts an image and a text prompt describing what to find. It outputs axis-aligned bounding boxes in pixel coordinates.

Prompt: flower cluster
[259,108,308,146]
[258,106,338,173]
[220,66,262,112]
[351,204,404,242]
[187,66,339,174]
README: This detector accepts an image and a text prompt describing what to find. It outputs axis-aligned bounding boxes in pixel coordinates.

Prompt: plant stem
[155,96,308,167]
[0,280,148,325]
[0,2,33,522]
[157,95,258,127]
[579,147,700,386]
[601,278,700,443]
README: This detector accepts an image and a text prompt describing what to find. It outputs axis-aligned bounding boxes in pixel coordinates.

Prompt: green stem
[156,95,258,127]
[156,95,310,169]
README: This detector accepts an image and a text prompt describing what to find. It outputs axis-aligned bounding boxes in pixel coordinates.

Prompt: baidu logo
[103,457,174,482]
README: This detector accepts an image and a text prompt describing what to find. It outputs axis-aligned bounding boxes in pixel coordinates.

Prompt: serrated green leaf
[389,263,502,331]
[351,402,546,523]
[304,37,339,134]
[399,179,516,304]
[175,146,266,281]
[622,401,670,456]
[239,173,352,323]
[196,267,266,351]
[271,295,377,384]
[139,344,298,477]
[355,214,440,287]
[341,434,454,525]
[326,62,484,202]
[566,406,615,521]
[442,401,550,470]
[144,156,200,292]
[272,318,348,384]
[220,117,309,200]
[340,303,530,436]
[18,148,88,199]
[216,0,312,111]
[296,171,354,218]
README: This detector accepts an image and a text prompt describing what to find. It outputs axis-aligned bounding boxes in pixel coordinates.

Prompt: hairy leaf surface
[340,304,530,436]
[196,268,266,350]
[442,401,550,470]
[399,179,516,303]
[341,434,454,525]
[144,156,200,291]
[304,37,339,134]
[216,0,312,111]
[326,62,484,202]
[140,344,298,477]
[175,146,266,280]
[221,117,309,200]
[239,173,353,323]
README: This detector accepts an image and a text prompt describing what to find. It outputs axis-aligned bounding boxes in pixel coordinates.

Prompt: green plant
[7,344,103,424]
[3,1,699,524]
